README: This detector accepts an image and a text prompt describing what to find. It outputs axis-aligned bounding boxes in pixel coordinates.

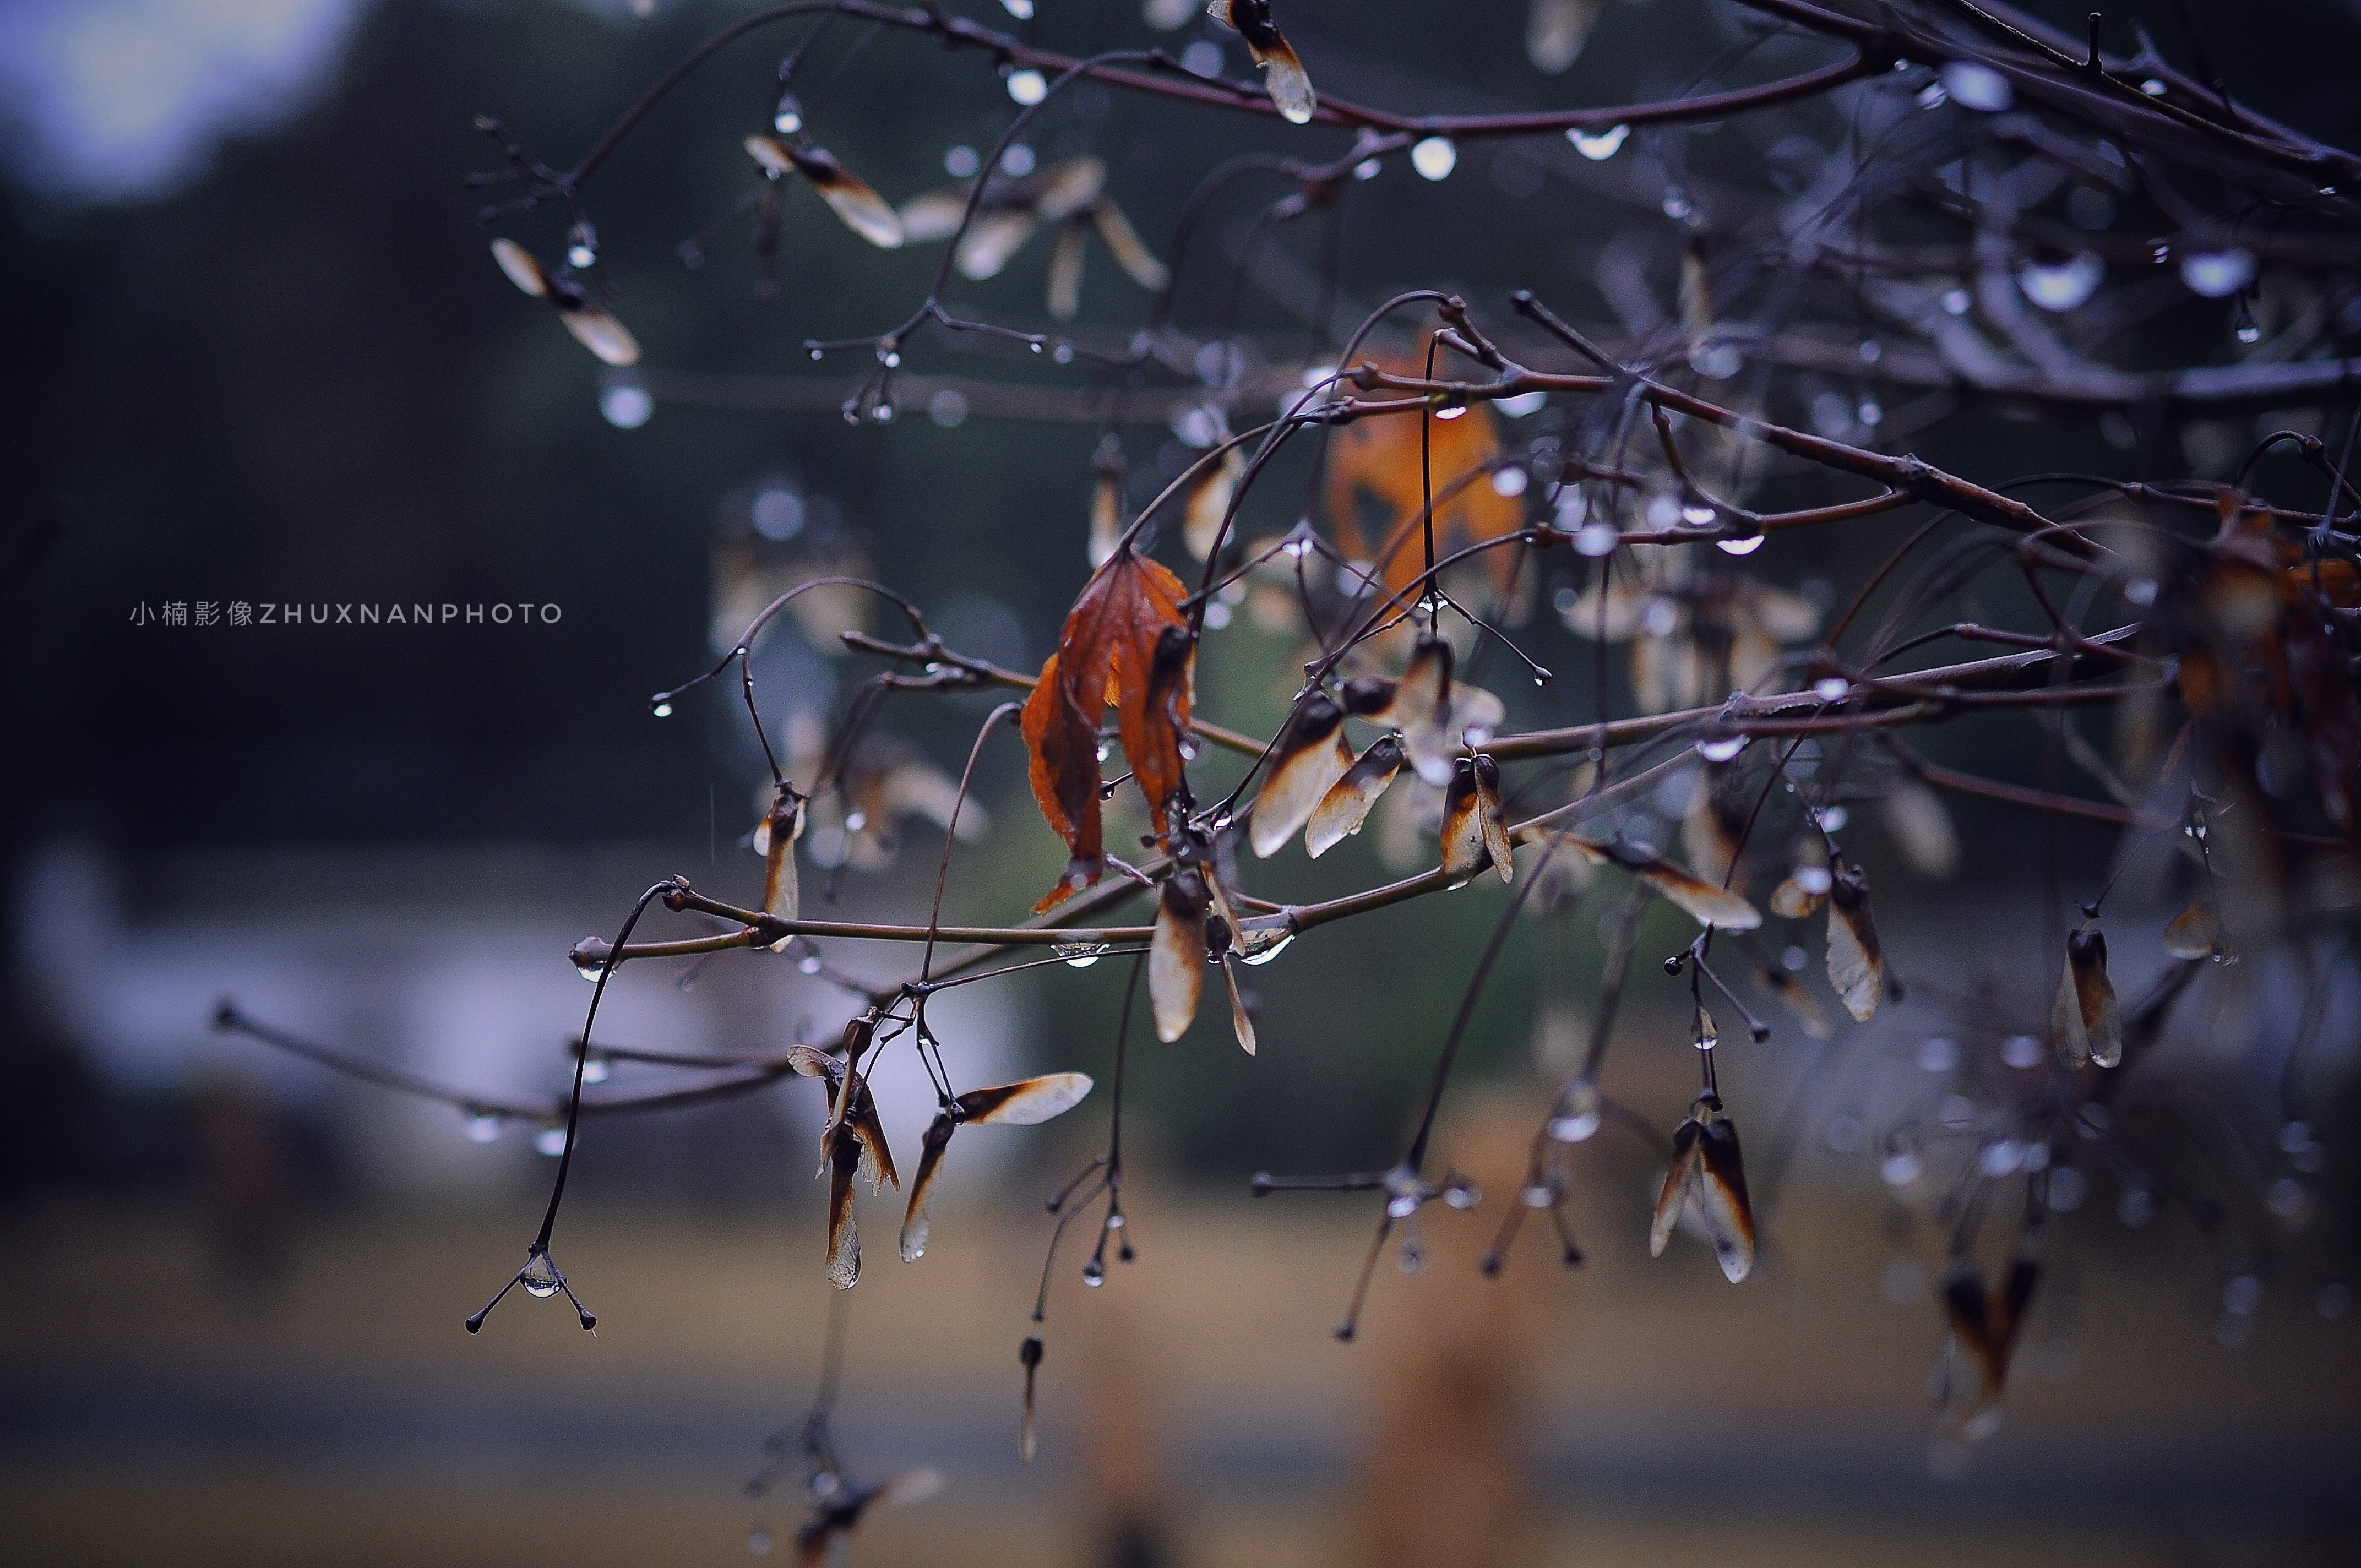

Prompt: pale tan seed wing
[1305,737,1403,858]
[1649,1123,1702,1258]
[811,165,905,249]
[1694,1118,1755,1283]
[1046,218,1087,321]
[1091,201,1169,290]
[1183,445,1245,562]
[1150,876,1206,1042]
[1223,956,1256,1055]
[561,307,641,367]
[897,1115,954,1262]
[954,210,1037,279]
[896,185,973,243]
[490,237,548,296]
[957,1071,1095,1125]
[1825,869,1882,1020]
[2162,901,2218,959]
[1251,703,1349,857]
[1034,156,1108,221]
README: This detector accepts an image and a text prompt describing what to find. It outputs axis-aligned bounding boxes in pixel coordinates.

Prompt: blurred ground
[2,1150,2354,1567]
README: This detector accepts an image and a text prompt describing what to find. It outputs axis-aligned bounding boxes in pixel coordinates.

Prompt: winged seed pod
[2162,900,2220,960]
[1758,962,1832,1039]
[1306,736,1404,857]
[2052,925,2123,1069]
[488,238,641,366]
[899,1072,1094,1261]
[1340,637,1504,787]
[1046,217,1087,321]
[1207,0,1316,124]
[795,1467,946,1567]
[759,787,807,941]
[1649,1095,1755,1283]
[743,137,904,248]
[1151,869,1210,1042]
[1019,1334,1045,1463]
[1200,870,1259,1054]
[1682,763,1748,888]
[1878,777,1960,880]
[1440,755,1513,884]
[1252,694,1352,857]
[1091,200,1170,290]
[1184,439,1247,562]
[1825,863,1883,1021]
[1550,834,1761,929]
[1943,1255,2039,1425]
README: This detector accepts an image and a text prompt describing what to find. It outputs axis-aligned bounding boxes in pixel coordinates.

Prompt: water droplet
[1443,1180,1478,1210]
[1054,941,1108,968]
[1813,677,1848,703]
[580,1057,610,1085]
[1941,286,1971,315]
[1815,804,1847,832]
[2123,576,2158,607]
[464,1113,504,1144]
[1695,736,1745,763]
[808,346,825,361]
[1383,1166,1425,1218]
[877,344,901,368]
[1240,933,1294,966]
[1880,1148,1922,1186]
[1434,402,1468,421]
[929,389,969,428]
[1490,466,1528,498]
[1029,340,1044,353]
[535,1128,568,1157]
[1002,0,1034,17]
[1052,342,1074,364]
[1857,400,1883,427]
[772,97,803,136]
[1794,865,1832,896]
[1693,1018,1718,1051]
[1006,68,1048,105]
[1858,339,1883,364]
[2234,301,2261,344]
[2001,1033,2042,1069]
[1680,502,1716,527]
[1520,1184,1554,1209]
[1977,1139,2025,1177]
[1547,1077,1602,1142]
[1661,187,1694,221]
[522,1251,562,1297]
[575,952,607,982]
[600,383,654,429]
[1353,156,1381,180]
[1081,1257,1105,1287]
[1716,533,1765,556]
[1939,59,2013,111]
[1914,81,1947,110]
[2179,248,2255,298]
[1918,1036,1959,1072]
[568,243,596,269]
[1569,123,1628,160]
[2016,253,2103,312]
[1411,137,1457,181]
[1105,1211,1125,1230]
[798,954,824,976]
[2141,77,2166,96]
[871,400,896,423]
[1574,520,1618,557]
[747,1527,774,1555]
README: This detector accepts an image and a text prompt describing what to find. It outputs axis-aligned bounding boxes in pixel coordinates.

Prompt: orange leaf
[1022,547,1195,905]
[1323,360,1521,603]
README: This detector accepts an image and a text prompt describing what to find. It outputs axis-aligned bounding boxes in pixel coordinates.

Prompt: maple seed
[1251,694,1352,857]
[1208,0,1318,124]
[1549,834,1762,929]
[1306,736,1405,858]
[1649,1095,1755,1282]
[1185,442,1248,562]
[1825,863,1883,1021]
[1151,870,1210,1042]
[746,138,905,248]
[900,1073,1093,1262]
[1943,1256,2039,1424]
[758,786,806,941]
[2162,901,2219,960]
[2052,925,2123,1069]
[1440,755,1513,884]
[488,238,641,366]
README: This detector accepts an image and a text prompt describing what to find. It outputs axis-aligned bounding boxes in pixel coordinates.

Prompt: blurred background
[2,0,2358,1562]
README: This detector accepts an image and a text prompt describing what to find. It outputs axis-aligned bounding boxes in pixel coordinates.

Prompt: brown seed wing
[1250,699,1349,857]
[955,210,1037,279]
[1649,1120,1703,1258]
[826,1126,862,1288]
[898,1114,955,1262]
[1694,1117,1755,1283]
[1825,868,1882,1020]
[490,238,548,296]
[1222,957,1256,1055]
[956,1072,1095,1126]
[1184,444,1245,562]
[1150,872,1207,1043]
[1305,737,1403,858]
[2067,928,2123,1068]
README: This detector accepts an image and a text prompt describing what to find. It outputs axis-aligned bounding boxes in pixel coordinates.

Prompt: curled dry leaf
[745,137,905,248]
[1305,736,1403,857]
[1208,0,1316,123]
[1649,1095,1754,1283]
[1551,834,1763,930]
[2162,900,2219,960]
[1250,693,1351,857]
[488,238,641,366]
[1021,547,1194,906]
[759,787,806,943]
[1825,863,1883,1021]
[1943,1255,2039,1420]
[1440,754,1513,884]
[2052,925,2123,1069]
[900,1072,1095,1261]
[1151,868,1209,1042]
